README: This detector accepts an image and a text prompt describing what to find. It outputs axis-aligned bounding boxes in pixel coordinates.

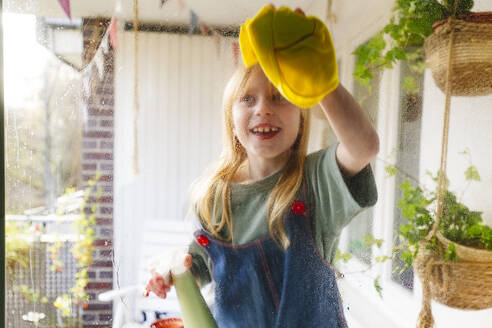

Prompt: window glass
[3,1,492,328]
[346,54,380,265]
[391,60,424,290]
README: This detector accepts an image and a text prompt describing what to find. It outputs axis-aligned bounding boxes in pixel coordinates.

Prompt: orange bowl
[150,318,184,328]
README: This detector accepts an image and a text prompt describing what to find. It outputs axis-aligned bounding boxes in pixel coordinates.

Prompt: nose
[254,98,274,116]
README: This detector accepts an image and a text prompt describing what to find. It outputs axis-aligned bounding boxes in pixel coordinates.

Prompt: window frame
[335,37,423,327]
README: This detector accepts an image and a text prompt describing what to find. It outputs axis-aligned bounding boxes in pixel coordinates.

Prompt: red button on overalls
[197,235,210,246]
[291,201,306,215]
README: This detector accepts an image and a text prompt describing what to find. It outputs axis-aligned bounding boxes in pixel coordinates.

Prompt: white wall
[420,70,492,225]
[329,0,395,55]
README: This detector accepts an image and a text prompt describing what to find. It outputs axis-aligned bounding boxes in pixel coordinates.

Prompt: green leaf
[402,76,418,93]
[399,179,413,192]
[392,47,407,61]
[384,47,405,64]
[374,276,383,298]
[399,223,412,236]
[409,60,428,74]
[425,237,437,251]
[368,33,386,52]
[400,249,414,267]
[353,65,373,92]
[353,45,371,65]
[385,165,397,177]
[334,249,352,264]
[467,224,482,236]
[408,1,416,14]
[444,242,459,262]
[464,166,480,181]
[363,234,384,248]
[376,255,389,262]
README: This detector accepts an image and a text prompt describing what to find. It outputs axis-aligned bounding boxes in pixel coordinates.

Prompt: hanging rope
[416,2,459,327]
[133,0,140,174]
[430,25,456,242]
[325,0,337,24]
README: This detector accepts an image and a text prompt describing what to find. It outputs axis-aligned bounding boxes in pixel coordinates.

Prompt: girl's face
[232,67,301,162]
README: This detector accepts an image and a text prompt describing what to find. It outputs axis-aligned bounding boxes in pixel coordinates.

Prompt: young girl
[146,6,379,327]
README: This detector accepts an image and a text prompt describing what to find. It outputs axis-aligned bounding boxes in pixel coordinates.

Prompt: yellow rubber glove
[239,5,339,108]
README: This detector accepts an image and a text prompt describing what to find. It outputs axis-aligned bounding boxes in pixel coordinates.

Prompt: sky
[3,13,50,109]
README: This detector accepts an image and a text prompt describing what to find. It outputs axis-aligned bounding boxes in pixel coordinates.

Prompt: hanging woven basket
[424,12,492,97]
[414,231,492,310]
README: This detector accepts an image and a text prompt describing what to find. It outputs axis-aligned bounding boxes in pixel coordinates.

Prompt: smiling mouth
[249,126,281,133]
[249,126,281,139]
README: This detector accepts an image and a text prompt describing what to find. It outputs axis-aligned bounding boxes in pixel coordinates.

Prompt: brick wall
[81,18,114,328]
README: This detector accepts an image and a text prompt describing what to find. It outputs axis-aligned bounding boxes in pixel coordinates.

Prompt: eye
[272,92,285,102]
[240,95,255,104]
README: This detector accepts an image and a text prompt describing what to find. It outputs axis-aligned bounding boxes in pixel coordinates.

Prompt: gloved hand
[239,5,339,108]
[144,247,193,299]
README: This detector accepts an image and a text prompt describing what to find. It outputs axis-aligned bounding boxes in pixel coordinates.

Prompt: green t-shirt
[189,143,377,286]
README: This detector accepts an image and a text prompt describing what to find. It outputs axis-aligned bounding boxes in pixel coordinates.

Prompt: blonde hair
[188,64,311,249]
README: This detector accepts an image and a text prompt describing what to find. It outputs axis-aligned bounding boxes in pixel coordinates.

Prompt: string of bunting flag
[174,0,241,65]
[55,0,238,79]
[56,0,240,175]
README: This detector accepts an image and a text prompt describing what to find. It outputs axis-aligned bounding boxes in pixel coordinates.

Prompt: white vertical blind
[114,31,235,286]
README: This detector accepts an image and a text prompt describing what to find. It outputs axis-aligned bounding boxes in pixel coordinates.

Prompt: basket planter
[424,12,492,97]
[414,232,492,310]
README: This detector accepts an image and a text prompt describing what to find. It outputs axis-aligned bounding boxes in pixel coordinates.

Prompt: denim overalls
[194,180,348,328]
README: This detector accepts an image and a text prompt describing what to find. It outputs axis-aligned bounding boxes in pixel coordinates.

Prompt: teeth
[252,127,279,133]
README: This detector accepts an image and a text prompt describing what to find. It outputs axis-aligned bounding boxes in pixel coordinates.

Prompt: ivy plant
[7,173,102,327]
[6,221,31,278]
[392,155,491,271]
[335,149,491,298]
[353,0,474,93]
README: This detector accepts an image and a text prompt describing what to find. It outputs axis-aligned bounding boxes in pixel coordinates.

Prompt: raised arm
[319,83,379,177]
